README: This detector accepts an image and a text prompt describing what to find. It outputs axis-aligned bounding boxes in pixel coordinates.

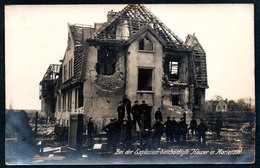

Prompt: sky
[5,4,254,110]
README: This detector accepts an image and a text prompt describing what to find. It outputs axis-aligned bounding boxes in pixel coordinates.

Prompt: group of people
[117,95,151,130]
[86,95,223,150]
[102,95,151,150]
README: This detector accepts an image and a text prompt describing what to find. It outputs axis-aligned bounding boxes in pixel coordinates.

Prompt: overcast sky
[5,4,254,110]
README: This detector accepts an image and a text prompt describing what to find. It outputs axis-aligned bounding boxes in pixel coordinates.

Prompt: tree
[227,100,239,111]
[236,97,255,113]
[211,95,223,101]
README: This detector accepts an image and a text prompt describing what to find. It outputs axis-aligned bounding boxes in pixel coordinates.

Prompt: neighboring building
[39,64,61,119]
[39,4,208,128]
[206,100,228,113]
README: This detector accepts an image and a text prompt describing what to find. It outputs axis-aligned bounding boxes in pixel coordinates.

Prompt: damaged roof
[91,4,187,49]
[185,34,208,88]
[69,23,94,47]
[61,24,95,90]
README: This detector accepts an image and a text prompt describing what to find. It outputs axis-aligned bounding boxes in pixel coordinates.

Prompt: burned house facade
[39,4,208,128]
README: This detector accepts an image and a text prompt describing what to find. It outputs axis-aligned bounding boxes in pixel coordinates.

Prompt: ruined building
[39,4,208,128]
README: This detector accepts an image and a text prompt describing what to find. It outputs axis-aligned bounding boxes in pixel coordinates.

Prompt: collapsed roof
[90,4,187,49]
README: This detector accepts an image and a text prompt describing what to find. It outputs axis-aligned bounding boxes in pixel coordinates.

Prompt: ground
[5,125,255,165]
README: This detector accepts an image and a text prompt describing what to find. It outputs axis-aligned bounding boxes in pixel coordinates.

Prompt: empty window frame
[97,48,117,75]
[168,61,179,80]
[172,95,180,105]
[138,69,153,91]
[139,36,153,51]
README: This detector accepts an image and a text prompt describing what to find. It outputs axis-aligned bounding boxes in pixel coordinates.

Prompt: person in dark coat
[87,118,94,146]
[117,101,125,122]
[215,119,223,140]
[171,117,178,142]
[103,119,116,149]
[122,119,133,149]
[131,101,141,130]
[139,100,150,130]
[122,95,132,120]
[197,119,208,145]
[154,108,163,122]
[164,117,173,143]
[178,118,188,143]
[189,117,198,138]
[152,119,164,147]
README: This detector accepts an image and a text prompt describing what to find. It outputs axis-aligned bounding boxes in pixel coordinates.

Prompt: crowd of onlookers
[86,95,226,150]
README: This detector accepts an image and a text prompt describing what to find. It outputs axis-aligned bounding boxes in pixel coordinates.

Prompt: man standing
[139,100,150,130]
[131,101,141,130]
[117,101,125,122]
[103,119,117,149]
[189,117,198,138]
[178,118,188,143]
[171,117,178,142]
[152,119,164,148]
[87,118,94,146]
[154,108,163,122]
[215,119,223,140]
[164,117,173,144]
[197,119,208,146]
[122,95,132,120]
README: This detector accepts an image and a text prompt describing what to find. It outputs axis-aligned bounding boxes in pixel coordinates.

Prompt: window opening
[138,69,153,91]
[97,47,117,75]
[172,95,180,105]
[139,36,153,51]
[168,61,179,80]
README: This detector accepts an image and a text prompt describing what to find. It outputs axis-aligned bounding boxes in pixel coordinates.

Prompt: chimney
[107,10,117,22]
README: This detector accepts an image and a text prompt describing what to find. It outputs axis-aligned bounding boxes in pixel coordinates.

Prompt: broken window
[139,36,153,51]
[138,68,153,91]
[68,59,73,78]
[96,47,117,75]
[172,95,180,105]
[168,61,179,80]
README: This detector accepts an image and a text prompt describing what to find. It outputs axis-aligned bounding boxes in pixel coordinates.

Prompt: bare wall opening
[96,46,118,75]
[138,68,153,91]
